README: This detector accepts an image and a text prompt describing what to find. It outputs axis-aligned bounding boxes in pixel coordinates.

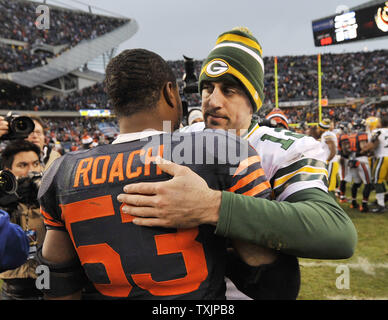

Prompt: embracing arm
[326,140,337,161]
[217,188,357,259]
[118,159,357,260]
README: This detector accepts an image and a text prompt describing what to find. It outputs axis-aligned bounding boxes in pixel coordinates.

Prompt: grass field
[1,189,387,300]
[298,191,388,300]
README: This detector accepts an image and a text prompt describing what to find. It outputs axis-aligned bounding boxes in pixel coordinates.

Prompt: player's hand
[0,116,9,138]
[117,157,222,228]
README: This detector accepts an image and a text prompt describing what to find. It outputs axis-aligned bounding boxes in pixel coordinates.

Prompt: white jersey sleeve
[248,126,328,201]
[180,122,328,200]
[320,131,338,161]
[373,128,388,158]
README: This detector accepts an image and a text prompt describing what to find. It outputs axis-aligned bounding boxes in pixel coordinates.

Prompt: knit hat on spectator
[266,108,289,129]
[82,135,93,145]
[188,109,203,125]
[318,118,331,130]
[198,27,265,111]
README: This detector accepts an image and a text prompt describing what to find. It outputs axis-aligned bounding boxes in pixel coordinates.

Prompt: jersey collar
[241,119,259,140]
[112,130,166,144]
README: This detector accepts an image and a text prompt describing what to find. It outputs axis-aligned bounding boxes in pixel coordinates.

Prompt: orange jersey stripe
[40,208,52,221]
[228,168,266,193]
[242,181,271,197]
[43,218,64,228]
[41,208,64,227]
[233,155,262,177]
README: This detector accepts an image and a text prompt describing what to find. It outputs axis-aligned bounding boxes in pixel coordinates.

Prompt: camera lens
[0,170,17,194]
[10,116,35,135]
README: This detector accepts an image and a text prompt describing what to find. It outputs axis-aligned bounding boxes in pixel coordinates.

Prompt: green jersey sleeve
[216,188,357,259]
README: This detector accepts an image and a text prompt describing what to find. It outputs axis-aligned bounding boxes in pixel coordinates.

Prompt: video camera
[181,55,199,125]
[182,55,199,95]
[16,171,43,206]
[0,170,17,195]
[0,170,43,211]
[0,112,35,141]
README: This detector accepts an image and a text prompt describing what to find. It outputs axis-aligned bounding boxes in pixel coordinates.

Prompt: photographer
[0,140,44,300]
[25,115,61,170]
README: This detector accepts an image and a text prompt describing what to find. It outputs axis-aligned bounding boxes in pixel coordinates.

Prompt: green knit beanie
[198,27,265,111]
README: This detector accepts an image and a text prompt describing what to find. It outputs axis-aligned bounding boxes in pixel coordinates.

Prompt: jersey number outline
[260,128,305,150]
[61,195,208,297]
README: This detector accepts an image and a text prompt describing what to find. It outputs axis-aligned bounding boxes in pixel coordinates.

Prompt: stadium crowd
[168,49,388,105]
[22,117,117,153]
[1,49,386,118]
[0,0,128,73]
[0,44,52,73]
[282,102,386,125]
[263,50,388,101]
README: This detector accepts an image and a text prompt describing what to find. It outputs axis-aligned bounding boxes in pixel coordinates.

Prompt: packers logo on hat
[205,59,229,77]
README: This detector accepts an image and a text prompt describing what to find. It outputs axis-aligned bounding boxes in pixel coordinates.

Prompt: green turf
[298,190,388,300]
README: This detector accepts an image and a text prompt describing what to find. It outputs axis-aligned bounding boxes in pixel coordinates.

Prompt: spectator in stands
[188,108,203,125]
[25,115,61,169]
[80,134,94,150]
[0,0,127,73]
[2,50,387,114]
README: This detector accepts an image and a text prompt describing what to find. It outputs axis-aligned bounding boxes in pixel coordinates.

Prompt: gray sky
[35,0,388,60]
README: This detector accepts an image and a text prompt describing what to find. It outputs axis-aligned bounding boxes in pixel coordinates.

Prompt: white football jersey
[372,128,388,158]
[181,121,328,201]
[320,131,338,161]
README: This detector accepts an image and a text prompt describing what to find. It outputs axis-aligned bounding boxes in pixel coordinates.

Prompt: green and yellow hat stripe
[216,33,263,56]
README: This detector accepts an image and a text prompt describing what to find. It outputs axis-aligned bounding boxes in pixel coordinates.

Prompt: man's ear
[163,82,176,108]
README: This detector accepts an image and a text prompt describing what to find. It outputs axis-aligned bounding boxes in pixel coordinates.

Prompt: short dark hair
[105,49,177,118]
[1,140,41,169]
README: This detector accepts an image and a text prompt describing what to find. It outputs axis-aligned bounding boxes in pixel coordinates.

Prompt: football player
[118,28,357,261]
[309,119,339,198]
[338,130,352,203]
[364,116,380,181]
[347,120,373,212]
[37,49,283,300]
[364,115,388,213]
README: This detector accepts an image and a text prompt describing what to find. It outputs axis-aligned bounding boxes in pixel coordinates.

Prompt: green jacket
[216,188,357,259]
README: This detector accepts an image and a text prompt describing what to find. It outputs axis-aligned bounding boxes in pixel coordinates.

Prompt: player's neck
[118,114,167,134]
